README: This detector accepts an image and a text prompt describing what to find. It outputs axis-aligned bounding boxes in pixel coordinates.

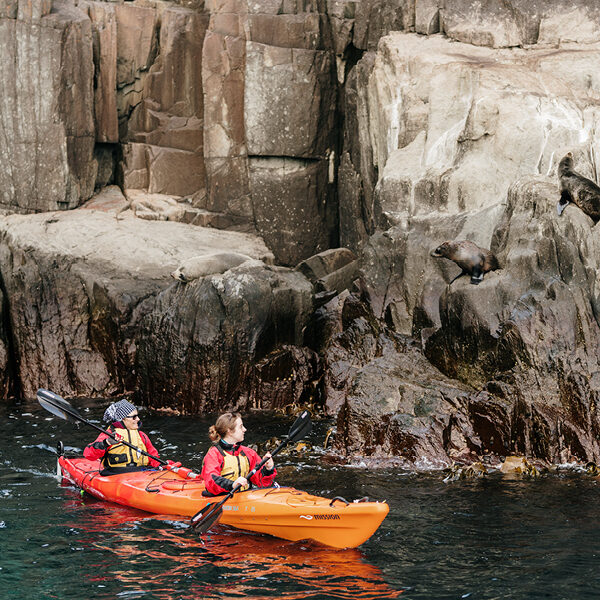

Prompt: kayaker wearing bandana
[201,412,277,496]
[84,399,162,475]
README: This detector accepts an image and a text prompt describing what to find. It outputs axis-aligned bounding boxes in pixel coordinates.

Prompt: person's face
[123,412,140,430]
[227,417,246,444]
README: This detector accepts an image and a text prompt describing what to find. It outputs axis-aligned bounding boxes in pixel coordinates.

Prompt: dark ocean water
[1,397,599,600]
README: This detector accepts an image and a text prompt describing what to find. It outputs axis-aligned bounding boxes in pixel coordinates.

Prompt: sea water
[1,398,599,599]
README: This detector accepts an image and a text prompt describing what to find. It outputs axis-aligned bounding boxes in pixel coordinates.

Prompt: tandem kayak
[58,455,389,549]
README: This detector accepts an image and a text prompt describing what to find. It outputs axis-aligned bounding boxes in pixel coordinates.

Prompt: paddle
[36,388,168,466]
[190,409,312,534]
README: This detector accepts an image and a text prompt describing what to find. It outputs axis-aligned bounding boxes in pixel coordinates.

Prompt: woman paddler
[84,399,162,475]
[201,412,277,495]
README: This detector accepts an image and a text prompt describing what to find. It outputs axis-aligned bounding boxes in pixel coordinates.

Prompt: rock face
[0,0,95,213]
[340,34,600,249]
[136,261,314,412]
[440,0,600,48]
[119,5,209,198]
[0,206,276,399]
[5,0,600,469]
[202,0,338,264]
[0,285,13,400]
[326,173,600,467]
[328,17,600,467]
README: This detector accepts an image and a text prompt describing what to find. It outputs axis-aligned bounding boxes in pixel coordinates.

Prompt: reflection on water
[61,498,403,600]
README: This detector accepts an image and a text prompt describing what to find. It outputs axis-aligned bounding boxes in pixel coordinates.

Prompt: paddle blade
[37,389,82,423]
[287,409,312,443]
[191,503,223,534]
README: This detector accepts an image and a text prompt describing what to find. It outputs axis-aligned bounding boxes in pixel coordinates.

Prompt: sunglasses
[126,414,140,420]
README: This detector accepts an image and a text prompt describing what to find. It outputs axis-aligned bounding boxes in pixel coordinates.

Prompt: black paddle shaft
[37,388,168,466]
[191,410,312,532]
[191,459,271,530]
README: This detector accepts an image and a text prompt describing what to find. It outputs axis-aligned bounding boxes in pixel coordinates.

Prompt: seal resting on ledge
[171,252,253,283]
[557,152,600,223]
[430,240,499,285]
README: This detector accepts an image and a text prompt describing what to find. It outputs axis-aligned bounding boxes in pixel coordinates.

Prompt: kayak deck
[58,456,389,549]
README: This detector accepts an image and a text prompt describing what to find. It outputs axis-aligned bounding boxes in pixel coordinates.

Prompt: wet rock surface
[328,175,600,467]
[0,207,274,399]
[135,262,314,412]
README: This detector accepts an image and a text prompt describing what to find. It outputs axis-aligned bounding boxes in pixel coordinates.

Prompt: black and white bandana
[103,399,137,424]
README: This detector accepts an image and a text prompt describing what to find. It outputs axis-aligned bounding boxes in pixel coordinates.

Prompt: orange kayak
[58,456,389,549]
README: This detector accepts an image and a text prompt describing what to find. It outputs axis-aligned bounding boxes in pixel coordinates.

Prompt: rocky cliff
[2,0,600,468]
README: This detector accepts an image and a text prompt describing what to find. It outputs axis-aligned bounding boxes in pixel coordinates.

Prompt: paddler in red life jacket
[201,412,277,496]
[84,399,162,475]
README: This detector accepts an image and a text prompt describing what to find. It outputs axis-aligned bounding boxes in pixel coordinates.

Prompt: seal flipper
[557,190,571,216]
[449,270,467,285]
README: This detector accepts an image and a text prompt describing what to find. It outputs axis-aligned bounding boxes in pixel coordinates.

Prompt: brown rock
[245,42,336,158]
[296,248,357,283]
[0,208,275,398]
[354,0,414,50]
[147,146,206,196]
[316,260,359,295]
[0,0,18,19]
[86,1,119,143]
[135,263,314,412]
[114,4,157,91]
[440,0,600,48]
[248,12,324,50]
[338,53,377,252]
[415,0,441,35]
[0,0,95,212]
[249,157,331,266]
[17,0,52,22]
[203,156,252,219]
[121,7,209,197]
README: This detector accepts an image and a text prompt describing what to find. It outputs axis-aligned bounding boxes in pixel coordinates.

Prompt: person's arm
[139,431,161,467]
[245,447,277,487]
[201,447,235,495]
[83,432,112,460]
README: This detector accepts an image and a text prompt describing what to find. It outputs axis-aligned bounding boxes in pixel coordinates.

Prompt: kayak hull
[58,456,389,549]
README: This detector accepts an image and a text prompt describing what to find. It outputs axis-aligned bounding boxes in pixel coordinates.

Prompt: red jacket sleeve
[83,432,110,461]
[201,446,228,495]
[243,446,277,488]
[140,431,161,467]
[201,445,278,495]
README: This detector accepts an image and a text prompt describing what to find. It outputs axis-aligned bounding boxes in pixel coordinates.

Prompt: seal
[171,252,254,283]
[430,240,499,285]
[557,152,600,222]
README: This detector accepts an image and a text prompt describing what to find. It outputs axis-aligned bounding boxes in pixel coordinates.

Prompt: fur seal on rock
[430,240,499,285]
[171,252,253,283]
[557,152,600,223]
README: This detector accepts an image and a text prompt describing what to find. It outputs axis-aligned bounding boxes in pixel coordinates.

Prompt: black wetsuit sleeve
[212,474,235,492]
[89,440,108,450]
